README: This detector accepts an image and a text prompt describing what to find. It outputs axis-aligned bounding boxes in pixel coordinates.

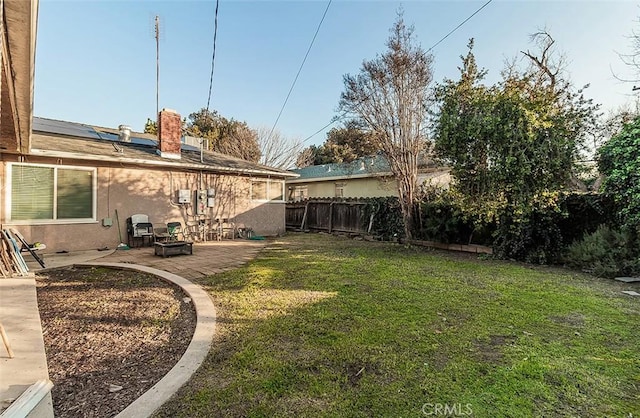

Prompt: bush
[565,225,640,278]
[365,197,404,241]
[558,193,614,244]
[492,203,565,264]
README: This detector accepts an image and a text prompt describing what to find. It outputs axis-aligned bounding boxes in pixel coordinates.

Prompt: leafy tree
[338,12,434,240]
[598,116,640,236]
[436,36,598,207]
[434,34,600,262]
[186,108,260,162]
[144,118,157,135]
[297,120,380,166]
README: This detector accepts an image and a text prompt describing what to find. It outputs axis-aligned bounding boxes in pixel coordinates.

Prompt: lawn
[155,233,640,417]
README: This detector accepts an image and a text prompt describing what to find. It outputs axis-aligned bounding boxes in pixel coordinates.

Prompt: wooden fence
[286,200,373,234]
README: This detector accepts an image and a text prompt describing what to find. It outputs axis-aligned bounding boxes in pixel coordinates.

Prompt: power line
[425,0,492,54]
[289,0,494,152]
[206,0,220,113]
[267,0,332,140]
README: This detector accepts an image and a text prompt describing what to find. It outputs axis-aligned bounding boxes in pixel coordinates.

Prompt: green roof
[289,156,391,181]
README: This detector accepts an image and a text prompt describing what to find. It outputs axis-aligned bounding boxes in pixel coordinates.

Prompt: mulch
[36,266,196,418]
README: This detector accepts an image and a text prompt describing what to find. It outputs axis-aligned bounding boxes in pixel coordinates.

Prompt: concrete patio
[0,239,269,417]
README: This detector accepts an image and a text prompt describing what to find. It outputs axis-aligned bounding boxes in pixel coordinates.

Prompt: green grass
[156,233,640,417]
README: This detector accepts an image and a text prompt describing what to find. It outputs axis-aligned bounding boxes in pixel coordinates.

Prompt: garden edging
[76,262,216,418]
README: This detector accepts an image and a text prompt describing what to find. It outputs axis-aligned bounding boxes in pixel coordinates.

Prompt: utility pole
[155,15,160,120]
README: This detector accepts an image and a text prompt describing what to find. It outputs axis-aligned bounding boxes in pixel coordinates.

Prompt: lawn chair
[10,229,46,268]
[153,226,171,243]
[127,214,155,247]
[235,223,254,239]
[167,222,184,241]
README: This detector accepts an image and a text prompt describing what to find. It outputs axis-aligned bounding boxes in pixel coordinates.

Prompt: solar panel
[130,137,157,147]
[181,143,200,151]
[33,117,102,140]
[34,117,203,154]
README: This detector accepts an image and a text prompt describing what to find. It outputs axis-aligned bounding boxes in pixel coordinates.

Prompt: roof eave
[286,171,392,183]
[28,148,300,178]
[2,0,38,154]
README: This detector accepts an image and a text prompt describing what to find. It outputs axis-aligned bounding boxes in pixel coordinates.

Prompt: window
[9,163,96,222]
[251,178,284,202]
[335,182,346,198]
[290,186,307,201]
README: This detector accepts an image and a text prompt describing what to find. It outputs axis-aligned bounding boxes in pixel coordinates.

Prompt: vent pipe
[118,125,131,142]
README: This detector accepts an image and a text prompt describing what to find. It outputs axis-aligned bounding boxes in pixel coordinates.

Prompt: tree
[338,12,434,239]
[598,116,640,236]
[435,35,599,207]
[256,126,303,169]
[433,39,493,199]
[296,121,380,167]
[144,118,157,135]
[186,108,260,162]
[434,35,600,263]
[295,146,315,168]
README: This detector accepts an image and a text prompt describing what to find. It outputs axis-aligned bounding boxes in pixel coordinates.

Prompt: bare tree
[256,126,303,169]
[338,12,434,240]
[295,146,315,168]
[614,19,640,83]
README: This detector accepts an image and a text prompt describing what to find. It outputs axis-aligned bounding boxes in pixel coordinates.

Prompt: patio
[24,239,269,280]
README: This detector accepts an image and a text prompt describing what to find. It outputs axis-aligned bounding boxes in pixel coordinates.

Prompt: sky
[34,0,640,147]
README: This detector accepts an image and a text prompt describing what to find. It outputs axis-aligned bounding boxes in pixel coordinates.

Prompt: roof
[1,0,39,154]
[28,117,297,178]
[288,156,391,183]
[287,155,447,183]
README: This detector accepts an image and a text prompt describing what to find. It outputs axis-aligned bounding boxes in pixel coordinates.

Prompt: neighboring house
[286,156,450,200]
[1,110,298,253]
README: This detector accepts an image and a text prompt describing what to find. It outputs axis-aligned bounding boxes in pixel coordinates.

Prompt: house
[1,109,298,253]
[286,156,450,200]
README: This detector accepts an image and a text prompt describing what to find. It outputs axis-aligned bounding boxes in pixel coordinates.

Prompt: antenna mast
[155,15,160,120]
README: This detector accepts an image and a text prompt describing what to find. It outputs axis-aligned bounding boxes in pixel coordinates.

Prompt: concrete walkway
[0,279,53,417]
[0,239,268,417]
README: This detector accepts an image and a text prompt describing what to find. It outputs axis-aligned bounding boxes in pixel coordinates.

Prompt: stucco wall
[1,157,285,253]
[298,177,399,199]
[290,170,452,200]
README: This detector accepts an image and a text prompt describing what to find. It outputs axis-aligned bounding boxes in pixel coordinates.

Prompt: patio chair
[127,214,155,247]
[167,221,184,241]
[235,223,254,239]
[153,226,171,243]
[219,218,236,240]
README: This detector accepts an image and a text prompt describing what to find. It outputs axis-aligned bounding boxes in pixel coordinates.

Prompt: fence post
[328,201,335,233]
[300,201,308,231]
[367,213,375,234]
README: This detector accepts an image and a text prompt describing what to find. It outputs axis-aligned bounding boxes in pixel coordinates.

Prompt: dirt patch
[474,334,516,364]
[36,266,196,418]
[548,312,586,328]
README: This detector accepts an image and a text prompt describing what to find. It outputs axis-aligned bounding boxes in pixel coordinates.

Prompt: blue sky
[34,1,640,147]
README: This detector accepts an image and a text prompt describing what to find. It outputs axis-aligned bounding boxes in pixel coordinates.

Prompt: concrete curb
[76,262,216,418]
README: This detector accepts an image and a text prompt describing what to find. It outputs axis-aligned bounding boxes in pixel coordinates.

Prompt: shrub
[364,197,404,241]
[565,225,640,278]
[492,202,565,264]
[557,193,614,245]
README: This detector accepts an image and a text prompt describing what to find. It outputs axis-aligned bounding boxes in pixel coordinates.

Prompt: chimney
[157,108,181,159]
